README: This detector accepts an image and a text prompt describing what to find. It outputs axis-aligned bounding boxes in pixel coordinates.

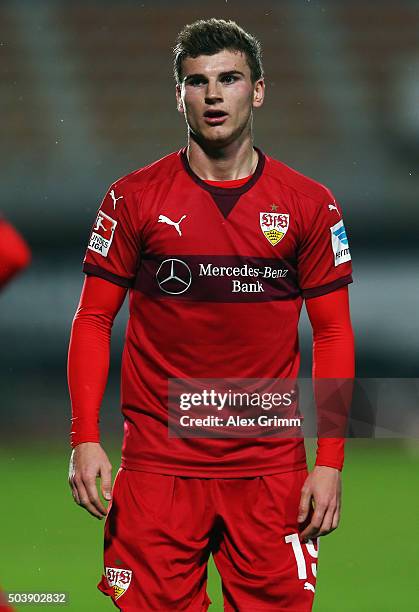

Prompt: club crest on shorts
[88,210,117,257]
[260,212,289,246]
[105,567,132,600]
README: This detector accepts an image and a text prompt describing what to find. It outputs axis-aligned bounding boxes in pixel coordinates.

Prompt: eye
[188,77,206,86]
[221,75,238,84]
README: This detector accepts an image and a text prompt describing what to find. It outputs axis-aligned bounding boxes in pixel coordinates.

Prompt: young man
[68,18,354,611]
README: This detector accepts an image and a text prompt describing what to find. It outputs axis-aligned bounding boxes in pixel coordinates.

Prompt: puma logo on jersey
[328,204,339,214]
[304,582,315,593]
[158,214,187,236]
[110,189,123,210]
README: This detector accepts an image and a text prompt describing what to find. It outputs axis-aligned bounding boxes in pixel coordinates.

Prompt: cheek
[182,96,201,120]
[229,89,254,119]
[233,100,253,124]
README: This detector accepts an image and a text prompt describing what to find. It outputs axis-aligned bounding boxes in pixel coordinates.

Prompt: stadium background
[1,0,418,610]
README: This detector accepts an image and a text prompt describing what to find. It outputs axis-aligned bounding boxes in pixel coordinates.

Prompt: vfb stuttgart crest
[260,212,289,246]
[106,567,132,600]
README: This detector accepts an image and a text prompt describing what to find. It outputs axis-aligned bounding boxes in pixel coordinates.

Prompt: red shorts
[98,467,318,611]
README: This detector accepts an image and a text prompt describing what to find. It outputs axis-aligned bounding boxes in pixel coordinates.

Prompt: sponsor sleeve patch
[87,211,117,257]
[330,220,351,267]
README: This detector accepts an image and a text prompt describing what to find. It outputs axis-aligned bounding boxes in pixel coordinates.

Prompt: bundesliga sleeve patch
[330,220,351,266]
[88,210,117,257]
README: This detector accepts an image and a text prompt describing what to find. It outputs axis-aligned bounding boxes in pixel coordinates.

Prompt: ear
[176,85,184,113]
[252,79,265,109]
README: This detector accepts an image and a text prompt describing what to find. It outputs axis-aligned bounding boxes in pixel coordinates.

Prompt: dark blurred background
[1,0,418,441]
[0,2,418,609]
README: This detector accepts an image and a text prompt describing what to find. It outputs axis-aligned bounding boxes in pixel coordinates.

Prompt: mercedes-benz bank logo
[156,258,192,295]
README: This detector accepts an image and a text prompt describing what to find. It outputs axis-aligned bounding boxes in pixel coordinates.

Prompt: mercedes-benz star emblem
[156,258,192,295]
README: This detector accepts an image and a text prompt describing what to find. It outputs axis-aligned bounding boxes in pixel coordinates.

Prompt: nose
[205,78,223,103]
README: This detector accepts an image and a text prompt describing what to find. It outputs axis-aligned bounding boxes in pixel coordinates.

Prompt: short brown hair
[173,18,264,85]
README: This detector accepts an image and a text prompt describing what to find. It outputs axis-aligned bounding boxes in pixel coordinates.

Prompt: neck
[186,135,258,181]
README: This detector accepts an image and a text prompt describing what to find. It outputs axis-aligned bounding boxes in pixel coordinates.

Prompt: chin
[192,126,236,148]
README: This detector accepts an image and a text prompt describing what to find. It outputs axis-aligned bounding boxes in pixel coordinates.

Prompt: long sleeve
[67,275,127,447]
[305,285,355,470]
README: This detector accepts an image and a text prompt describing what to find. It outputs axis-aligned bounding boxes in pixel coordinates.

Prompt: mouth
[203,110,228,125]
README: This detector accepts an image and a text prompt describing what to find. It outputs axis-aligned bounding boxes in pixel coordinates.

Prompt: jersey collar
[180,146,265,197]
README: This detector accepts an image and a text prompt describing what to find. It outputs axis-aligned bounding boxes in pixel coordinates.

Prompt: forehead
[181,49,250,78]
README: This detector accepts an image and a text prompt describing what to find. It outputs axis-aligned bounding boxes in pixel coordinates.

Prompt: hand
[298,465,341,543]
[68,442,113,519]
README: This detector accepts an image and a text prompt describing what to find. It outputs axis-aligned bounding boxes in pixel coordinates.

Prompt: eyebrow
[183,70,245,83]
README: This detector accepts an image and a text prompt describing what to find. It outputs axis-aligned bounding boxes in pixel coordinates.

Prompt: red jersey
[83,148,352,477]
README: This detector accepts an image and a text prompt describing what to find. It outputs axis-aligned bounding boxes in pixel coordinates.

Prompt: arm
[67,275,127,518]
[298,285,354,542]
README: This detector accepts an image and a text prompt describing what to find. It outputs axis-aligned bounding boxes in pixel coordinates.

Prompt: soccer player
[0,218,31,612]
[0,218,31,290]
[68,19,354,611]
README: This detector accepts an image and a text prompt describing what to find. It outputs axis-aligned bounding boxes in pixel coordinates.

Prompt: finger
[71,484,81,505]
[300,522,319,543]
[68,477,81,505]
[83,476,108,517]
[318,505,336,536]
[77,478,106,519]
[100,464,113,502]
[297,487,312,523]
[331,505,340,530]
[300,505,326,542]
